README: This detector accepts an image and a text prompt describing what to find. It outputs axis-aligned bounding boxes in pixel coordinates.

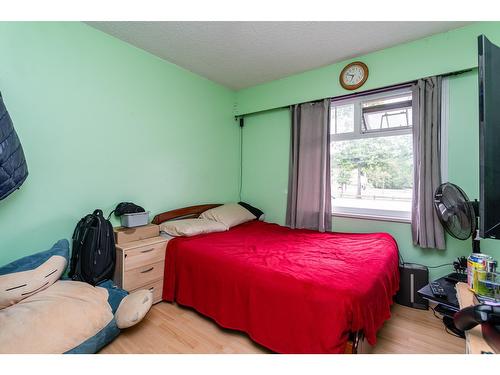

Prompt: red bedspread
[163,221,399,353]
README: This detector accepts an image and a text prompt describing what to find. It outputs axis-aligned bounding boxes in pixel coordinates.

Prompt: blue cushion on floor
[64,318,121,354]
[0,240,70,309]
[98,279,128,314]
[0,239,69,275]
[64,280,128,353]
[1,241,128,353]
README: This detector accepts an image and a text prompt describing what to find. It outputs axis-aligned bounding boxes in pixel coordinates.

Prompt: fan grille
[434,183,475,240]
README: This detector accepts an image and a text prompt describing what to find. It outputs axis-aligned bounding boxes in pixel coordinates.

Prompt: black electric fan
[434,182,480,253]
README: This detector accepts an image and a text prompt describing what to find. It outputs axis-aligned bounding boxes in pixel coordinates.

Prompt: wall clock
[339,61,369,90]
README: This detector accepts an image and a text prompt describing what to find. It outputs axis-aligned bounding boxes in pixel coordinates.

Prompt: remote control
[430,281,447,298]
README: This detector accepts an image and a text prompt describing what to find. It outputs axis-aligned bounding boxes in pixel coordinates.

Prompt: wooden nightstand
[113,236,169,304]
[113,223,160,244]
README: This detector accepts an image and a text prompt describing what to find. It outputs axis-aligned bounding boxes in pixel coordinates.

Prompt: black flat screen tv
[478,35,500,239]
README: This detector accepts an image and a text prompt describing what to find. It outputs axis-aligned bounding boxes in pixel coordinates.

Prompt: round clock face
[340,62,368,90]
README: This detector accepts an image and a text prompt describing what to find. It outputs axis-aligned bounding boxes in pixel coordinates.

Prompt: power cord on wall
[398,248,452,269]
[238,117,244,202]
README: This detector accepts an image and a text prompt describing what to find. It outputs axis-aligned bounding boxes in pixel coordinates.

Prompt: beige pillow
[0,254,67,310]
[115,289,153,329]
[199,203,256,228]
[0,280,113,354]
[160,218,228,237]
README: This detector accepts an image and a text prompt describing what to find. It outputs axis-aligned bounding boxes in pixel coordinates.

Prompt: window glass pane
[331,104,354,134]
[386,108,412,128]
[363,108,412,130]
[362,93,412,131]
[362,94,411,108]
[331,133,413,216]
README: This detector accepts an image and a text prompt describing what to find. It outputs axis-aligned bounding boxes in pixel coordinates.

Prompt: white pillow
[199,203,256,229]
[160,218,228,237]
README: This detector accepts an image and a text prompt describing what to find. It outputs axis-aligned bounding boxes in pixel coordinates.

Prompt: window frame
[331,87,414,141]
[330,87,414,223]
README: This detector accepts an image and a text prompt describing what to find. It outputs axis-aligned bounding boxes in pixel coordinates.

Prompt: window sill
[332,212,411,224]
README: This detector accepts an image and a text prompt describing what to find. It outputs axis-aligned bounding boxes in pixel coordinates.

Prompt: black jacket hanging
[0,93,28,201]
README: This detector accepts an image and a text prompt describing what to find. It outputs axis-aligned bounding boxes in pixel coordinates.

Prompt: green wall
[0,22,238,266]
[3,21,500,278]
[235,22,500,116]
[239,24,500,279]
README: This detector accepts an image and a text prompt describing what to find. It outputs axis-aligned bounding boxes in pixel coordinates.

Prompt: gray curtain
[411,77,446,249]
[286,99,332,232]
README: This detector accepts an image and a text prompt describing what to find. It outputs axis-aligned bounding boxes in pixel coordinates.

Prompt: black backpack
[69,209,116,286]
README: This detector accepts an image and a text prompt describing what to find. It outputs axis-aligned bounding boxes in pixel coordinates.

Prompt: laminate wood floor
[100,302,465,354]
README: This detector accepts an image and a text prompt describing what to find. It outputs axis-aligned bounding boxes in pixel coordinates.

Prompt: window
[330,87,413,221]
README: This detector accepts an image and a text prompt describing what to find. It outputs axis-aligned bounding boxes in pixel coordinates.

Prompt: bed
[153,204,400,354]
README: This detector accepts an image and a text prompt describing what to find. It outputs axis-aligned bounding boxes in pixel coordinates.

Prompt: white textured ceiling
[87,21,471,90]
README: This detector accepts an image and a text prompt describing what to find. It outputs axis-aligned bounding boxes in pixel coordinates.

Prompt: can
[467,253,493,292]
[485,259,498,273]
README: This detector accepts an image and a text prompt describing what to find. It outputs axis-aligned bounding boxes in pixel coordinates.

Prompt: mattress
[160,232,175,240]
[163,220,399,353]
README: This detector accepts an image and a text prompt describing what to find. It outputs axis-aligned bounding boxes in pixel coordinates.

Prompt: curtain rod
[234,67,474,120]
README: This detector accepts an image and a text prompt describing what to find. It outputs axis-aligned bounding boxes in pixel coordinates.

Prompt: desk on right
[455,282,496,354]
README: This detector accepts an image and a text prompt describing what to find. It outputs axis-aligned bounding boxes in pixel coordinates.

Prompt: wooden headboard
[152,204,222,225]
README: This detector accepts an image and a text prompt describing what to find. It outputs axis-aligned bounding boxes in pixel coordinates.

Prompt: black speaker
[395,263,429,310]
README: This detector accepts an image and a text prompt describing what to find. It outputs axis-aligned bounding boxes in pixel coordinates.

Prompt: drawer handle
[140,248,154,254]
[141,267,154,274]
[149,287,155,291]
